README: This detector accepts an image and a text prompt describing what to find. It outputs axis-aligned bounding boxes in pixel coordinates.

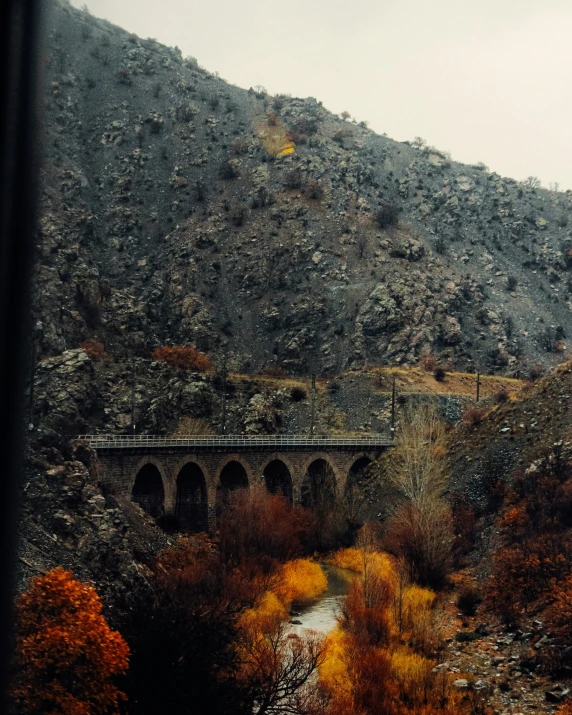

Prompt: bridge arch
[216,455,251,513]
[344,453,374,526]
[131,457,167,519]
[175,460,209,533]
[300,454,339,510]
[346,453,374,484]
[261,456,294,503]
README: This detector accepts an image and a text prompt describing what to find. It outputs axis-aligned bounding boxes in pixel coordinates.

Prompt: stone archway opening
[132,463,164,519]
[176,462,208,533]
[347,456,372,489]
[216,460,249,513]
[263,459,293,503]
[301,458,336,511]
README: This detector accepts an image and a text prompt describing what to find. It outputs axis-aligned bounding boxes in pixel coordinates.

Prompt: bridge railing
[76,434,393,449]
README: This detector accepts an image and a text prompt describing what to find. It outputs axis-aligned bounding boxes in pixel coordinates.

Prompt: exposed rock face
[18,438,170,615]
[35,0,572,380]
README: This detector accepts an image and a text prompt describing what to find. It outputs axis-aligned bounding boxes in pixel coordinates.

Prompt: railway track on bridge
[77,434,394,449]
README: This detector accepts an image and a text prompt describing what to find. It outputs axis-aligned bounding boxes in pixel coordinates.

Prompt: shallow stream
[289,565,353,636]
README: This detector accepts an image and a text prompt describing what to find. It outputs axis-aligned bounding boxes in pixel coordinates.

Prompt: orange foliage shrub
[320,548,467,715]
[151,345,212,371]
[127,536,266,715]
[275,558,327,606]
[239,591,288,633]
[399,586,436,653]
[218,487,316,570]
[321,629,396,715]
[80,340,108,360]
[485,447,572,625]
[485,536,572,625]
[327,547,365,574]
[543,576,572,672]
[11,567,129,715]
[383,500,453,590]
[389,647,435,705]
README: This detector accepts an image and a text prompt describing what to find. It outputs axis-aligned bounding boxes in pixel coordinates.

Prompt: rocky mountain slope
[36,0,572,380]
[449,360,572,504]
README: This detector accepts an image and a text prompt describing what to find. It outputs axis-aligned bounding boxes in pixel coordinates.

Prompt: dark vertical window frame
[0,0,45,707]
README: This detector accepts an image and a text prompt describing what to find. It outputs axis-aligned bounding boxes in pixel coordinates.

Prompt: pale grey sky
[72,0,572,190]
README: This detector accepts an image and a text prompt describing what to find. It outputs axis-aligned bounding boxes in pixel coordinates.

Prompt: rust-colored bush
[80,340,108,360]
[485,534,572,625]
[383,500,453,590]
[484,448,572,626]
[11,567,129,715]
[543,576,572,673]
[126,537,261,715]
[218,487,316,569]
[151,345,212,371]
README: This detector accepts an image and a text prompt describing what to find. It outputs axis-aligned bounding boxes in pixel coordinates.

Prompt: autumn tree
[238,619,327,715]
[381,403,453,589]
[11,567,129,715]
[384,402,448,504]
[123,537,258,715]
[218,487,315,570]
[151,344,212,371]
[484,446,572,625]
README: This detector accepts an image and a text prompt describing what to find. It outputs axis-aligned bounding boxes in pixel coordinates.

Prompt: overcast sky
[71,0,572,190]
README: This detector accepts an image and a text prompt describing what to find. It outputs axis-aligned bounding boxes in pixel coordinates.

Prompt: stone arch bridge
[81,434,393,533]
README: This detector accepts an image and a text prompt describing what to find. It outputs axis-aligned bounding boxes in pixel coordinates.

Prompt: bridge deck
[77,434,393,449]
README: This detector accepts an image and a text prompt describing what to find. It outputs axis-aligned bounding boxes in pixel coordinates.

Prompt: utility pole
[131,358,136,434]
[221,356,228,434]
[391,375,396,438]
[476,371,481,403]
[310,374,316,437]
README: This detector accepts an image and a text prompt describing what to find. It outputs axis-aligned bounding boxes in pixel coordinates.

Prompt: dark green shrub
[433,367,446,382]
[375,201,399,229]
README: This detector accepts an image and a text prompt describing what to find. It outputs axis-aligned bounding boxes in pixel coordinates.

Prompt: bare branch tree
[239,621,328,715]
[382,403,453,588]
[385,402,448,505]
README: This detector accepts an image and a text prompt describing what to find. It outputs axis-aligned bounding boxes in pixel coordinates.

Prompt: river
[289,565,353,636]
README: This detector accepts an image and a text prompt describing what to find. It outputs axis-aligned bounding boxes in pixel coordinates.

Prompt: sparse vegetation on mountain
[151,345,212,371]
